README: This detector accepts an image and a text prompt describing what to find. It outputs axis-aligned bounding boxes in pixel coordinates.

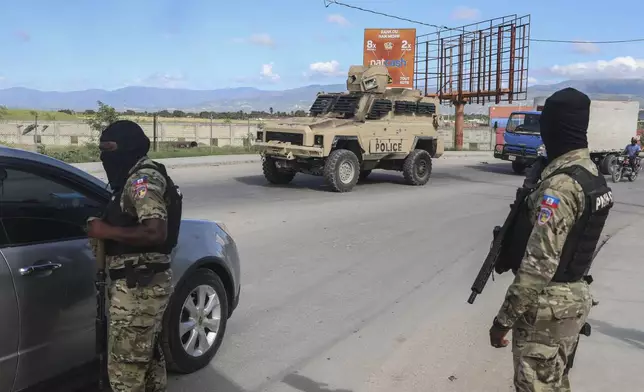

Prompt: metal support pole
[454,101,465,151]
[210,114,213,152]
[153,114,158,152]
[34,113,38,152]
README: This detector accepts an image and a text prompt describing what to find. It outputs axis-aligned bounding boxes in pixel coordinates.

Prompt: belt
[109,262,170,281]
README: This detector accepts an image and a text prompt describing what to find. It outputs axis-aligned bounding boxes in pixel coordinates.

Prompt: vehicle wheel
[262,156,296,184]
[359,170,372,181]
[323,149,360,192]
[629,169,638,181]
[403,149,433,185]
[600,154,616,175]
[511,161,526,175]
[162,268,229,374]
[611,166,622,183]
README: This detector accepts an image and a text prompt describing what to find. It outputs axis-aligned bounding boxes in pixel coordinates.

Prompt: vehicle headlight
[256,131,264,141]
[314,135,323,146]
[537,144,546,156]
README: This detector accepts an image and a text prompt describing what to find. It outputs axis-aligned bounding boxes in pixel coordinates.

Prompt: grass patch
[1,142,259,164]
[1,108,80,121]
[2,109,265,125]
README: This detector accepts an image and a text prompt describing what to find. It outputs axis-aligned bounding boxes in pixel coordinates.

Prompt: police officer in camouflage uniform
[488,88,614,391]
[87,120,182,392]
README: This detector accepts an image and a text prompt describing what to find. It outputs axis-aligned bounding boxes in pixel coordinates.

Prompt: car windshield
[506,113,540,134]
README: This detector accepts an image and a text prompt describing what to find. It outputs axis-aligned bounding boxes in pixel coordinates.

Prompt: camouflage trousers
[107,269,174,392]
[511,281,592,392]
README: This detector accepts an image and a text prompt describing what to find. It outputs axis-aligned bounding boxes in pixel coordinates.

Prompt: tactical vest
[103,161,183,257]
[498,164,613,282]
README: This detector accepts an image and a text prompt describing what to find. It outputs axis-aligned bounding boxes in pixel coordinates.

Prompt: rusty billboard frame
[413,14,531,105]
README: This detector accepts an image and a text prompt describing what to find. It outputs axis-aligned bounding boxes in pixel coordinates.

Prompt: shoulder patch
[133,183,148,199]
[541,194,560,209]
[537,207,554,226]
[131,175,149,186]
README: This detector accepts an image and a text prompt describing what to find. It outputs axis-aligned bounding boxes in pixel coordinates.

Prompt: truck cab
[493,110,543,174]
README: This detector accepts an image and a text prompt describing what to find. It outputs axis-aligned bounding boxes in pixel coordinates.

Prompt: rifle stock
[467,157,546,304]
[95,239,107,390]
[467,186,532,304]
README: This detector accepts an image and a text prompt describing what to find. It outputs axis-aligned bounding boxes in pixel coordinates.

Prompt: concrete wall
[439,127,495,150]
[0,120,259,147]
[0,120,495,151]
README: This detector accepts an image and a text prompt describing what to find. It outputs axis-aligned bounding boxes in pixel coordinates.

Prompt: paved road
[104,156,644,392]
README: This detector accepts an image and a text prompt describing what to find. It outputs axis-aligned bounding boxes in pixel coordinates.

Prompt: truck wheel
[402,149,432,185]
[262,157,296,184]
[600,154,616,175]
[359,170,372,181]
[511,161,526,175]
[324,149,360,192]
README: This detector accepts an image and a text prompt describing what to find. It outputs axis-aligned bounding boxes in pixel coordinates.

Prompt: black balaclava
[539,87,591,161]
[99,120,150,191]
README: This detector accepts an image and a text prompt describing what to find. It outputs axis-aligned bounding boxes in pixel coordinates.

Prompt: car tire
[162,268,229,374]
[262,156,296,184]
[324,149,360,192]
[511,161,526,175]
[402,149,432,185]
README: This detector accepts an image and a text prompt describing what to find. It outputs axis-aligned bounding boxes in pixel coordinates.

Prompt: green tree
[0,105,8,119]
[85,100,121,140]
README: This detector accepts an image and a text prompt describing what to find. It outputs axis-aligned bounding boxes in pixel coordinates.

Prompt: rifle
[94,237,108,390]
[467,157,547,304]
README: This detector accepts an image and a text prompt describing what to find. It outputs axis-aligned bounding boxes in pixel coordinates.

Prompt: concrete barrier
[0,120,496,151]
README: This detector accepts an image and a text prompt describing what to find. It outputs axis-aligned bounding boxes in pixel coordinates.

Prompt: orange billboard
[363,28,416,88]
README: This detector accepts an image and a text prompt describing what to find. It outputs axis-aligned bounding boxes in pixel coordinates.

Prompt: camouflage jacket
[106,156,171,270]
[495,148,597,328]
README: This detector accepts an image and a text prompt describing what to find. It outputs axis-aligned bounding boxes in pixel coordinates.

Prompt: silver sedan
[0,146,241,392]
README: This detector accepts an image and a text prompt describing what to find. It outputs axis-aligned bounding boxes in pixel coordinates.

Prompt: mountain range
[2,79,644,115]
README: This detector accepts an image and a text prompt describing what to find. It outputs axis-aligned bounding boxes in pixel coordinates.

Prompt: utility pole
[153,113,158,152]
[34,113,39,151]
[209,113,213,153]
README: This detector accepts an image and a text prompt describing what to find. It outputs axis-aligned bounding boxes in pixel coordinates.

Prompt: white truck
[531,97,640,175]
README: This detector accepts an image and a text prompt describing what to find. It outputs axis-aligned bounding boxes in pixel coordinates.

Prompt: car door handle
[19,261,62,276]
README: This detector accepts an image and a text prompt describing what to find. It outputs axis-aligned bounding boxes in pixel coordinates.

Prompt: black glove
[489,317,511,348]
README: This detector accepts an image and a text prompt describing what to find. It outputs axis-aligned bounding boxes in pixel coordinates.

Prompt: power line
[323,0,644,44]
[531,38,644,44]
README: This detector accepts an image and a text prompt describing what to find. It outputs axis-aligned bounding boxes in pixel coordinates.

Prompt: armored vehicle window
[310,94,339,116]
[367,99,393,119]
[331,94,362,118]
[417,102,436,115]
[394,101,417,115]
[393,101,437,116]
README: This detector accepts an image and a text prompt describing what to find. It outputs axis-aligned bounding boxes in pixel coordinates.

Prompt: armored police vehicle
[254,64,445,192]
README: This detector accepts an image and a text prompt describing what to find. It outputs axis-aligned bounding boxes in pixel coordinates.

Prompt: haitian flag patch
[541,194,560,210]
[132,175,148,186]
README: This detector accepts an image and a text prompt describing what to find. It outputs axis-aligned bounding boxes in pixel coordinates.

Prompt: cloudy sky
[1,0,643,91]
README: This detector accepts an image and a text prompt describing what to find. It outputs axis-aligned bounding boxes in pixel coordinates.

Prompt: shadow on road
[233,171,409,192]
[588,318,644,350]
[282,373,353,392]
[465,162,521,176]
[166,368,248,392]
[234,174,330,192]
